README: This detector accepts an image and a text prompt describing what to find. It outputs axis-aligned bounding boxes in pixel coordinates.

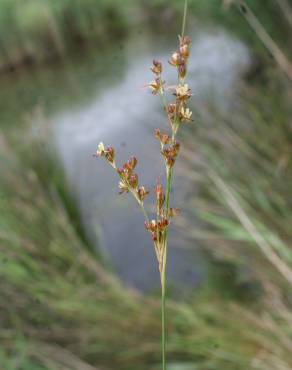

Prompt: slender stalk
[160,3,188,367]
[182,0,188,38]
[96,5,191,370]
[235,0,292,82]
[161,264,166,370]
[160,166,173,370]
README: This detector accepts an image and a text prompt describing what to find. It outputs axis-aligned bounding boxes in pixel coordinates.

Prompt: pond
[0,26,250,292]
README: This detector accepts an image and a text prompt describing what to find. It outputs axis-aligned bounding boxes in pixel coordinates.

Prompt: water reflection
[52,28,250,291]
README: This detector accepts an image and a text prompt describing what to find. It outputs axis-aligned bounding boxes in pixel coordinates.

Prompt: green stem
[181,0,188,38]
[161,264,166,370]
[160,165,173,370]
[159,4,188,368]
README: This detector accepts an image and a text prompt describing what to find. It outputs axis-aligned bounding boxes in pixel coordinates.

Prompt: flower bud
[178,61,187,79]
[155,183,165,212]
[179,35,191,47]
[169,52,180,67]
[151,59,162,75]
[166,103,177,121]
[105,147,115,163]
[126,156,137,171]
[179,44,190,58]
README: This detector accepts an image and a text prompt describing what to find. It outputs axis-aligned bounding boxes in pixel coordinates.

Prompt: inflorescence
[95,34,193,275]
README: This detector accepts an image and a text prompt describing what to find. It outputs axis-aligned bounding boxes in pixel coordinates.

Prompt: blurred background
[0,1,292,369]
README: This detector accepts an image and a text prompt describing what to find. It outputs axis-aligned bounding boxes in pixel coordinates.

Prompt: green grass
[1,88,292,368]
[1,1,292,369]
[0,0,134,69]
[181,68,292,369]
[0,0,291,71]
[0,129,279,370]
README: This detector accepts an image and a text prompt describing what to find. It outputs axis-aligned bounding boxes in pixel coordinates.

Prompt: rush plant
[95,2,191,369]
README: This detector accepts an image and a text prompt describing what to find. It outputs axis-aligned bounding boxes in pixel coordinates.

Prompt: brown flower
[161,141,180,167]
[179,44,190,59]
[148,78,164,95]
[95,142,115,163]
[169,52,181,67]
[155,129,170,145]
[137,186,149,202]
[179,106,193,122]
[179,35,191,47]
[128,173,138,189]
[151,60,162,75]
[175,84,192,101]
[178,60,187,79]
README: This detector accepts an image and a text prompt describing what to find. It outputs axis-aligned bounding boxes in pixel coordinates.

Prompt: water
[1,27,251,292]
[52,28,250,291]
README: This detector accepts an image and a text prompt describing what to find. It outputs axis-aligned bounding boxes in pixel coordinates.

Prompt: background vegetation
[0,1,291,369]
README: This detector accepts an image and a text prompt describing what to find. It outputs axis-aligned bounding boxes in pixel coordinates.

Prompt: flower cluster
[148,38,193,141]
[169,36,191,78]
[144,181,180,273]
[95,33,192,275]
[95,8,192,368]
[161,141,180,168]
[96,143,149,205]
